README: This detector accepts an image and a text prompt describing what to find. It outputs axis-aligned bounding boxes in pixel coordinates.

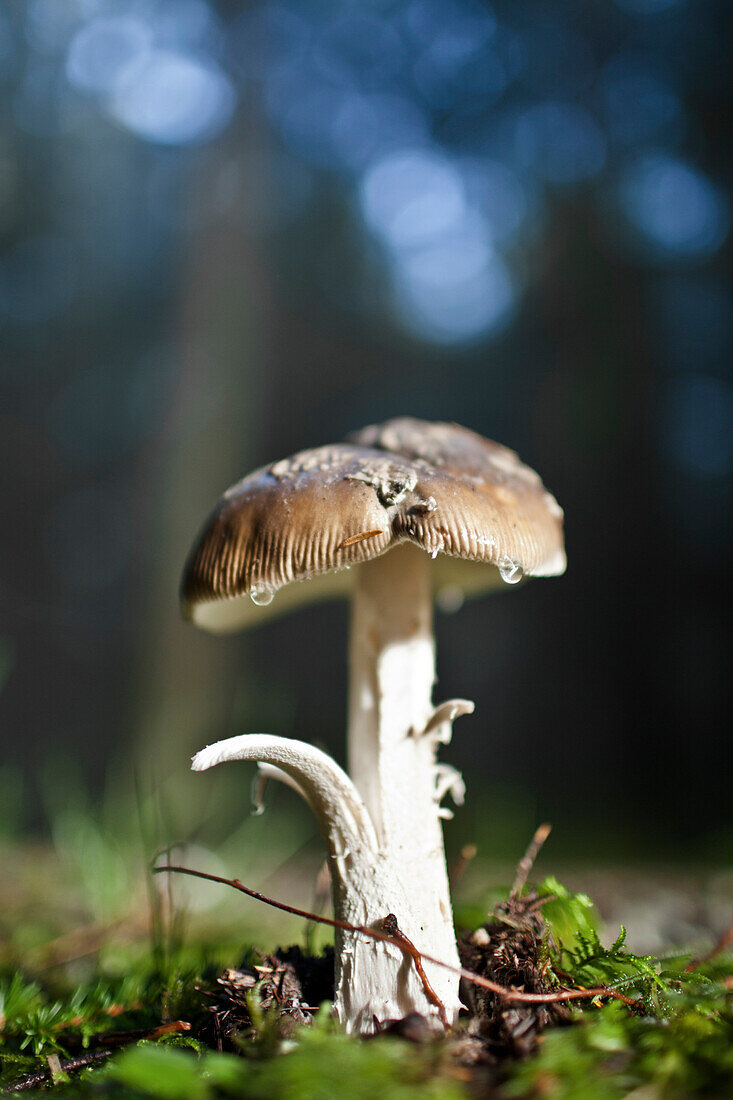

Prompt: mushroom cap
[182,418,565,632]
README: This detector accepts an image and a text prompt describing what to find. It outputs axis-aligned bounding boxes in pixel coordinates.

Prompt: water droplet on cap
[250,583,275,606]
[499,558,524,585]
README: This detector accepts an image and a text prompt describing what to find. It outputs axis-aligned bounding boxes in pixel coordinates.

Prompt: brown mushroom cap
[182,418,565,632]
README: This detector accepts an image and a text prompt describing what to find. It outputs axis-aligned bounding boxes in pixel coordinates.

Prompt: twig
[101,1020,191,1045]
[2,1021,192,1094]
[3,1050,114,1093]
[510,823,552,899]
[684,917,733,973]
[382,914,447,1026]
[153,864,638,1010]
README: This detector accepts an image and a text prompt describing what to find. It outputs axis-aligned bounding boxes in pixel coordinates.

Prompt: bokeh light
[617,153,729,259]
[461,158,537,245]
[1,0,731,848]
[411,32,507,111]
[110,49,236,145]
[330,93,429,170]
[66,17,152,96]
[5,0,729,351]
[360,149,466,251]
[393,241,515,343]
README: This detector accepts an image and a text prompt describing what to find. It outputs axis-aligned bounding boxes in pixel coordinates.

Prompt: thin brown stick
[1,1022,191,1094]
[102,1020,191,1045]
[337,529,384,550]
[684,917,733,973]
[382,914,447,1025]
[511,823,552,899]
[3,1050,115,1093]
[153,864,638,1009]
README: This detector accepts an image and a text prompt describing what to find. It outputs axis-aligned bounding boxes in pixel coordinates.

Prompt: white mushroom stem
[192,734,441,1031]
[347,543,471,1027]
[191,546,474,1032]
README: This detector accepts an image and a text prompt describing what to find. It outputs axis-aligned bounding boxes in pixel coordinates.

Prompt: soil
[199,889,567,1073]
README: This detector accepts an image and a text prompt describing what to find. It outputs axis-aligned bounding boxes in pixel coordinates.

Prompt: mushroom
[182,418,565,1033]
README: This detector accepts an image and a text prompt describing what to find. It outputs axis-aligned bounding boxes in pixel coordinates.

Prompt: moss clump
[1,872,731,1098]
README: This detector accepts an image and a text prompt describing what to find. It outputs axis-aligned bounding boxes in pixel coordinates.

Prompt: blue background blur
[0,0,730,857]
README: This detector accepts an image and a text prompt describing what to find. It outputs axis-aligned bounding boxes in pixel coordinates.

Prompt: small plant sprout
[181,418,565,1033]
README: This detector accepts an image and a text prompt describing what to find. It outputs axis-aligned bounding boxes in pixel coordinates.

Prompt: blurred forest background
[0,0,730,871]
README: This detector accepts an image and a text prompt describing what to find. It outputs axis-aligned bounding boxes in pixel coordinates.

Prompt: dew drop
[250,583,274,606]
[499,558,524,585]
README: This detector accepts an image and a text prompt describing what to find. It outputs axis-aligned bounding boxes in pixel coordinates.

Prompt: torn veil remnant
[182,418,566,1034]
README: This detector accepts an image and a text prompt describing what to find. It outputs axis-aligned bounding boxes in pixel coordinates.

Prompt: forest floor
[1,827,732,1099]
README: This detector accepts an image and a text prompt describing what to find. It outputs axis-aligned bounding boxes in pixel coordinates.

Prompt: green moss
[104,1025,466,1100]
[2,869,730,1099]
